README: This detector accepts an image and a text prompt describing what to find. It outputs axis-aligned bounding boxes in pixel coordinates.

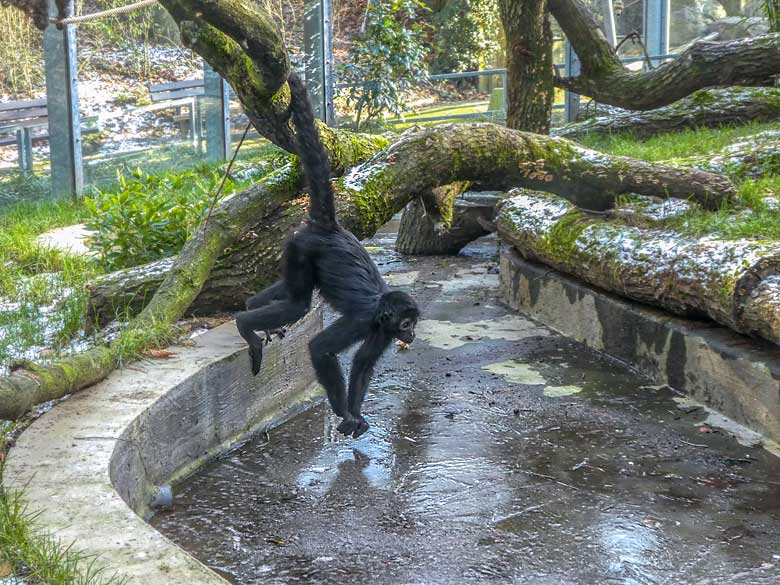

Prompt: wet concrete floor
[152,225,780,584]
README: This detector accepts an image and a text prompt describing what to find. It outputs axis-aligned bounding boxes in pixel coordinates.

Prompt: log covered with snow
[496,189,780,345]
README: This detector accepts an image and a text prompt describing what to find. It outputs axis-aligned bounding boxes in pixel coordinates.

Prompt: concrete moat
[151,227,780,585]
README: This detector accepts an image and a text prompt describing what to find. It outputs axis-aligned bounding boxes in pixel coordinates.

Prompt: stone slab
[500,249,780,443]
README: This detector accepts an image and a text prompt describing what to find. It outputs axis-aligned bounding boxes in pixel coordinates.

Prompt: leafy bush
[430,0,500,74]
[85,167,236,270]
[339,0,429,129]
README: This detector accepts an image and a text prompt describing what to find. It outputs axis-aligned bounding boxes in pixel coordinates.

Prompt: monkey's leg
[309,317,369,421]
[246,280,287,310]
[339,333,391,439]
[235,298,310,376]
[246,280,290,342]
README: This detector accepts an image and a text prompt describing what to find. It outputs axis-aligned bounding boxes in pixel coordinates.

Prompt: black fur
[235,72,419,439]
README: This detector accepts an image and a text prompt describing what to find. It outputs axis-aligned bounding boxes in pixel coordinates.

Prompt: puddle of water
[418,315,548,350]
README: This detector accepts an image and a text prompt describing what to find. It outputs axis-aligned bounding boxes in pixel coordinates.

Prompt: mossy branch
[497,190,780,345]
[550,0,780,110]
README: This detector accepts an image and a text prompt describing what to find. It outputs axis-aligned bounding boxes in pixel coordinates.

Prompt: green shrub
[339,0,430,130]
[85,167,236,270]
[430,0,500,75]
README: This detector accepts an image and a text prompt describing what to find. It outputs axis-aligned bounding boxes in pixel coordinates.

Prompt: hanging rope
[50,0,159,26]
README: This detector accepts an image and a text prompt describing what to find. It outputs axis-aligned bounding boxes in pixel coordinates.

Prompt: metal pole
[643,0,670,66]
[43,0,83,198]
[304,0,334,124]
[564,41,581,123]
[204,63,231,162]
[601,0,618,47]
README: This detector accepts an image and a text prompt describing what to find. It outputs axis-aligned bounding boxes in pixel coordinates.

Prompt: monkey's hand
[337,415,370,439]
[263,328,287,344]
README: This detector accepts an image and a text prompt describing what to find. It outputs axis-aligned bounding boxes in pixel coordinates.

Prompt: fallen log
[87,122,735,326]
[554,88,780,140]
[496,189,780,345]
[549,0,780,110]
[396,191,504,255]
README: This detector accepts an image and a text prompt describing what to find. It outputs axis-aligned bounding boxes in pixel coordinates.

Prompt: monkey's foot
[337,416,369,439]
[263,328,287,344]
[247,337,264,376]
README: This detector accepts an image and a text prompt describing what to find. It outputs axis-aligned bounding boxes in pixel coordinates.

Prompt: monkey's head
[377,290,419,343]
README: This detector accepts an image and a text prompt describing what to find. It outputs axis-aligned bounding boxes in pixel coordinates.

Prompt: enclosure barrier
[1,0,674,199]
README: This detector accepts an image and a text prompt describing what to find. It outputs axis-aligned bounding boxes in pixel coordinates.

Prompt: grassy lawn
[0,199,95,374]
[578,121,780,241]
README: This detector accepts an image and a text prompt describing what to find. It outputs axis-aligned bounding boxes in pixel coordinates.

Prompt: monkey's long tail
[287,72,338,230]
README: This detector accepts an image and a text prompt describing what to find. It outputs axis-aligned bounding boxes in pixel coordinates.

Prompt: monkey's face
[395,313,417,344]
[378,291,419,343]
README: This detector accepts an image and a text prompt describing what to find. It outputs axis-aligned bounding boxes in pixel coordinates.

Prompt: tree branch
[549,0,780,110]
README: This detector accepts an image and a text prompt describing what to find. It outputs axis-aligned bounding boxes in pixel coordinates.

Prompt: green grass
[0,199,96,371]
[578,121,780,241]
[0,444,126,584]
[577,120,780,162]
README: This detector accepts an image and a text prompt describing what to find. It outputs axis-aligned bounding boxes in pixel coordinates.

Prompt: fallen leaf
[142,349,177,359]
[0,562,12,578]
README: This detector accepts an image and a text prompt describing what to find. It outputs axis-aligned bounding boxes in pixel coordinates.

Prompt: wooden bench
[147,79,239,147]
[147,79,208,144]
[0,98,100,174]
[0,99,48,173]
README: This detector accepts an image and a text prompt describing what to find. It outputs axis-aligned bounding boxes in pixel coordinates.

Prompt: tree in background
[498,0,554,133]
[430,0,500,74]
[339,0,429,129]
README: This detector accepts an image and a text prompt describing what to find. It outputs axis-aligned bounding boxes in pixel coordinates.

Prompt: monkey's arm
[337,333,391,438]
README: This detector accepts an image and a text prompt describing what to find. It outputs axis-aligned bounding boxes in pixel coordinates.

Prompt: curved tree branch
[549,0,780,110]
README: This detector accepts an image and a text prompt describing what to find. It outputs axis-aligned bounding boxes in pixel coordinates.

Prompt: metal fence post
[564,41,581,123]
[601,0,618,47]
[643,0,670,65]
[203,63,231,162]
[43,0,83,198]
[501,70,508,115]
[304,0,335,124]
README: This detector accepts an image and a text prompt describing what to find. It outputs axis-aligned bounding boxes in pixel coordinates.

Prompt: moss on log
[333,123,734,215]
[554,88,780,140]
[496,189,780,345]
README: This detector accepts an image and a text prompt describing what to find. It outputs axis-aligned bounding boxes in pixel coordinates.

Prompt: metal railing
[334,51,680,125]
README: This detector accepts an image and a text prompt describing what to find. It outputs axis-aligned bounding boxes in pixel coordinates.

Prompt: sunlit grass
[0,439,126,585]
[577,120,780,162]
[582,123,780,241]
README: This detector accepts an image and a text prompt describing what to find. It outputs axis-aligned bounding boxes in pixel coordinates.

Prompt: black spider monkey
[235,72,419,439]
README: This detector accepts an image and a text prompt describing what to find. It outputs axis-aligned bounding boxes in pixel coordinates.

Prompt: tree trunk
[496,189,780,345]
[549,0,780,110]
[396,192,503,255]
[499,0,554,133]
[554,87,780,140]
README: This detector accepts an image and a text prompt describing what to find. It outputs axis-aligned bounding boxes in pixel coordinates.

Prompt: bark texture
[496,190,780,345]
[499,0,554,133]
[549,0,780,110]
[554,87,780,140]
[396,192,503,255]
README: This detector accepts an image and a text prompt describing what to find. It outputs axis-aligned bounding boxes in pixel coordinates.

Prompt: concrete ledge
[500,249,780,443]
[5,309,323,584]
